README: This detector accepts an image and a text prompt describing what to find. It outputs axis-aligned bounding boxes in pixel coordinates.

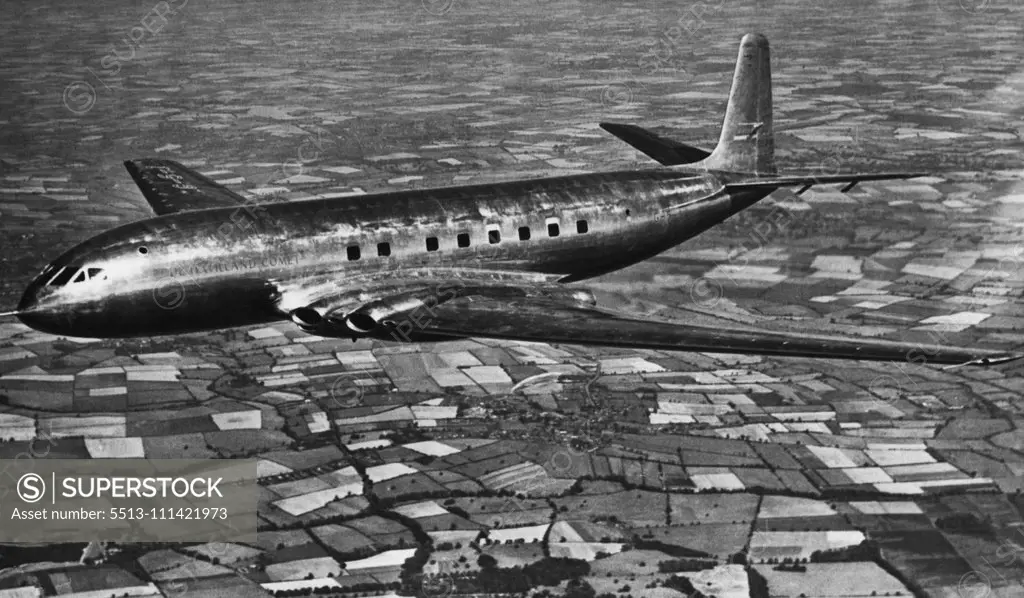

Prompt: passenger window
[488,229,501,244]
[518,227,531,241]
[347,245,360,261]
[72,270,86,284]
[87,268,103,279]
[426,237,439,252]
[377,242,391,257]
[548,222,560,237]
[576,220,588,234]
[457,233,470,248]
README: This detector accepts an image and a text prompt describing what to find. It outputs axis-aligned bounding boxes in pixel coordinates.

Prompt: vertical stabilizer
[697,33,776,175]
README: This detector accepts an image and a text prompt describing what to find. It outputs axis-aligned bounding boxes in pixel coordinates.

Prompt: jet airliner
[4,34,1020,366]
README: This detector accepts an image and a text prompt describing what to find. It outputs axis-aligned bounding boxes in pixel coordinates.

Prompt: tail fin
[696,33,776,175]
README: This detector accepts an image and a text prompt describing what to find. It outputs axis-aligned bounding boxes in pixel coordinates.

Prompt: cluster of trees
[533,578,602,598]
[413,557,592,595]
[432,541,463,551]
[810,540,880,563]
[772,561,807,572]
[470,557,591,594]
[270,580,400,597]
[482,536,538,546]
[935,512,994,536]
[664,575,708,597]
[373,488,454,510]
[398,544,432,595]
[382,427,430,446]
[657,558,718,573]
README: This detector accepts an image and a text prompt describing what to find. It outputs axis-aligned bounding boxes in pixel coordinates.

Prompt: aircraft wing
[725,172,927,195]
[306,286,1021,367]
[600,123,712,166]
[124,159,250,215]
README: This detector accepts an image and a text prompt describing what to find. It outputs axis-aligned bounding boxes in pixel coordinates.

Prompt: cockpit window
[47,266,105,286]
[48,267,76,286]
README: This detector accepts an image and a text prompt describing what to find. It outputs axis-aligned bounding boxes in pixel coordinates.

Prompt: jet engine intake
[344,312,379,334]
[343,294,443,336]
[290,307,323,328]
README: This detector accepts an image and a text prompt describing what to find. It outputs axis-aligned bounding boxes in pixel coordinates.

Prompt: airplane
[3,33,1020,368]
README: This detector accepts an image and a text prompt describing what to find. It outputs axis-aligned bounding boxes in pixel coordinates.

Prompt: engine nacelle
[344,311,379,334]
[290,283,597,340]
[343,292,451,335]
[290,307,323,328]
[289,305,386,338]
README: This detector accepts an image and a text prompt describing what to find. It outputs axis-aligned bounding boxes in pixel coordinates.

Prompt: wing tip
[948,352,1024,368]
[123,158,159,179]
[124,158,169,169]
[977,352,1024,366]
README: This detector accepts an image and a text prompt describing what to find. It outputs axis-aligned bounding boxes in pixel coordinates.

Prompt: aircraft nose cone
[15,273,65,335]
[15,309,50,333]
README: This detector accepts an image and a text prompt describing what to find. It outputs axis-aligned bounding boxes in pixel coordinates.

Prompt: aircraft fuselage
[17,169,770,338]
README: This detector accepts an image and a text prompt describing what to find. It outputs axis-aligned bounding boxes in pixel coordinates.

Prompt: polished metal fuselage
[17,169,770,337]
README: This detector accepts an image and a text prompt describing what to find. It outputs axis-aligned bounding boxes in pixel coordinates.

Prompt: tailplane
[694,33,776,175]
[602,33,923,190]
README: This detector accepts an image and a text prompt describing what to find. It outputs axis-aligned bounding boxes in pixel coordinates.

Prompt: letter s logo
[152,277,186,310]
[17,473,45,503]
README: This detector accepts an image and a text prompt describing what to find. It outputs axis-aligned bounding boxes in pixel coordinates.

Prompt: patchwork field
[2,1,1024,597]
[756,562,908,597]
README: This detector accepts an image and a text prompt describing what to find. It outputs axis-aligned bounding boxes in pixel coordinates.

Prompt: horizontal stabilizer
[724,172,926,194]
[125,159,250,215]
[600,123,711,166]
